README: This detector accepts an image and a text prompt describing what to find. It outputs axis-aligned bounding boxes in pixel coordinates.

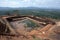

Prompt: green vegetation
[0,8,60,19]
[21,19,40,29]
[33,37,41,40]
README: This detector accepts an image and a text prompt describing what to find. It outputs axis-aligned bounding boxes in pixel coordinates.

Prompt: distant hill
[0,7,11,10]
[0,7,60,19]
[0,7,60,11]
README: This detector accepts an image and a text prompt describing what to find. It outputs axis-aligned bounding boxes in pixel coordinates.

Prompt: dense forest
[0,7,60,19]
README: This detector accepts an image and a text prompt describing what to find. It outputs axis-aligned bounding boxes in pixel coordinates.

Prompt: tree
[12,10,20,15]
[5,11,10,15]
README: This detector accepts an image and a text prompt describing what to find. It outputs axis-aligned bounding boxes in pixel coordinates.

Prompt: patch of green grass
[33,37,41,40]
